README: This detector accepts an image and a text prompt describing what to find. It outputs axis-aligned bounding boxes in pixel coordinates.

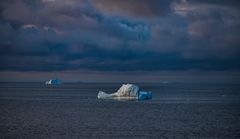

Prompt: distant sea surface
[0,82,239,138]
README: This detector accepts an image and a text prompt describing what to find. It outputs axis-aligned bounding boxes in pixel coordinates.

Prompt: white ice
[97,84,152,100]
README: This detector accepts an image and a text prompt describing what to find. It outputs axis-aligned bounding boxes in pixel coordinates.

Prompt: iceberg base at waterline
[97,84,152,101]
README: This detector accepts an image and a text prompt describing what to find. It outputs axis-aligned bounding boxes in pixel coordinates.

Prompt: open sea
[0,82,239,138]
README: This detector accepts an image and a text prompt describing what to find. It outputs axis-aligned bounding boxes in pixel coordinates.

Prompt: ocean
[0,82,239,138]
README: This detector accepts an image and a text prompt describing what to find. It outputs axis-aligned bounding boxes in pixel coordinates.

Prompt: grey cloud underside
[0,0,240,72]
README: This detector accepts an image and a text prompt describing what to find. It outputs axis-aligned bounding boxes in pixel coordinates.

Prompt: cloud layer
[0,0,240,72]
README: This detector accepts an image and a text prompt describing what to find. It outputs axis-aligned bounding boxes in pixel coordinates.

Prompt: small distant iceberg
[45,78,62,85]
[97,84,152,101]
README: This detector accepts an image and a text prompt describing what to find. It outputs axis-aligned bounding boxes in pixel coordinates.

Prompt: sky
[0,0,240,82]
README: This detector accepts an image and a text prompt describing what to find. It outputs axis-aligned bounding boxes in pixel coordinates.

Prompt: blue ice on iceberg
[138,91,152,100]
[97,84,152,100]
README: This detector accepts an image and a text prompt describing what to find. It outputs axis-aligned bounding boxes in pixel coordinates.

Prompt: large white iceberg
[97,84,152,100]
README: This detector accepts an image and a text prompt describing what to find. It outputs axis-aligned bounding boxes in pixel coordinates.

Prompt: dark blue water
[0,82,239,138]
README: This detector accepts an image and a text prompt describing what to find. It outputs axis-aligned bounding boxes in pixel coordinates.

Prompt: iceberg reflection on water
[97,84,152,101]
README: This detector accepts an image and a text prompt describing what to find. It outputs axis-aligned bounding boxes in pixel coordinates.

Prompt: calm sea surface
[0,82,239,138]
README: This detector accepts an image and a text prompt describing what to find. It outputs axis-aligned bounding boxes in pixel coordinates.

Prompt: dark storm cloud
[91,0,172,18]
[173,0,240,60]
[187,0,240,7]
[0,0,240,72]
